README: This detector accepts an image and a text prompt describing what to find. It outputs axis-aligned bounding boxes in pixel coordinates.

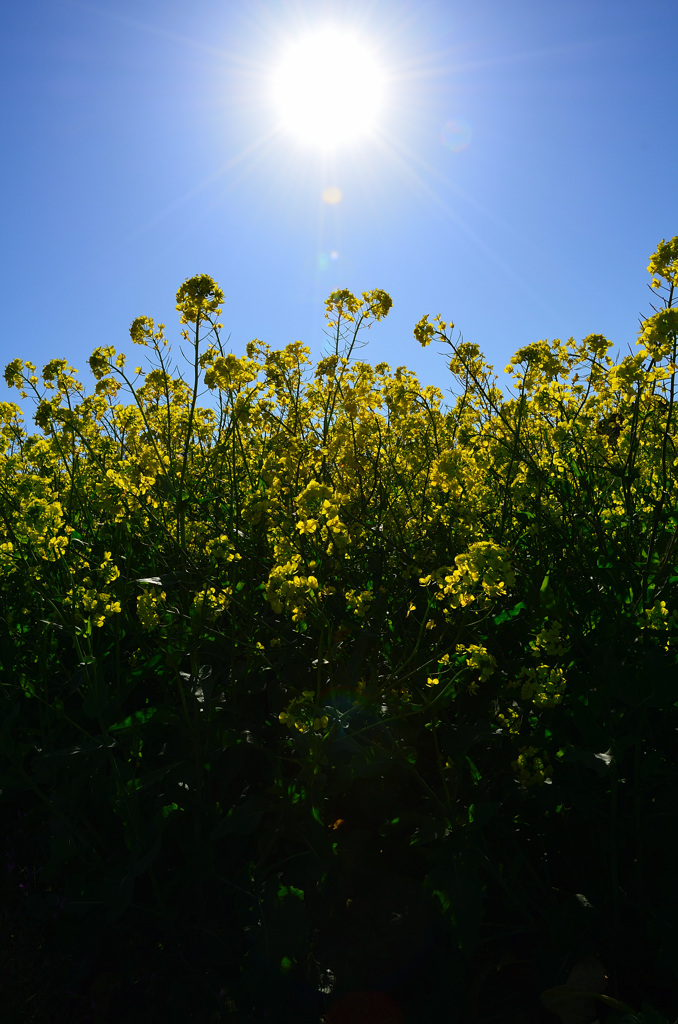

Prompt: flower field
[2,242,678,1022]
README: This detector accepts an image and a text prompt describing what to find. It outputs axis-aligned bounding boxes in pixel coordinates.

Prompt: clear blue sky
[2,0,677,430]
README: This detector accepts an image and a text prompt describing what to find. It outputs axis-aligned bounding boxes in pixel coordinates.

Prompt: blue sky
[2,0,677,430]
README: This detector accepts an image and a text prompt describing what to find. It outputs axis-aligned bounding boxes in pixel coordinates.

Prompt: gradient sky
[2,0,677,431]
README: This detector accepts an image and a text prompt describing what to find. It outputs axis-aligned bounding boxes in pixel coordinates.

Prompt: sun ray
[67,0,264,70]
[369,131,553,314]
[74,4,570,326]
[108,128,283,254]
[377,129,533,248]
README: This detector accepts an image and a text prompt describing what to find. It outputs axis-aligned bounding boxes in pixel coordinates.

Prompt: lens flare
[441,119,472,153]
[322,186,343,204]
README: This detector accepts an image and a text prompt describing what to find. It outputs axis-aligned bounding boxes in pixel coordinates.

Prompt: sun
[271,27,385,151]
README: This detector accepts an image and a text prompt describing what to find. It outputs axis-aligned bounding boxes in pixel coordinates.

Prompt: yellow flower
[647,235,678,290]
[345,589,374,618]
[511,746,553,787]
[137,589,168,631]
[324,289,362,326]
[529,619,568,658]
[413,313,449,347]
[456,643,497,685]
[175,274,224,324]
[496,705,521,736]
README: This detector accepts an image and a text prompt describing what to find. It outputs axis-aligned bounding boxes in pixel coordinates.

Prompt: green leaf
[465,755,482,783]
[493,601,526,625]
[109,706,158,732]
[280,956,295,975]
[277,885,304,901]
[311,805,324,827]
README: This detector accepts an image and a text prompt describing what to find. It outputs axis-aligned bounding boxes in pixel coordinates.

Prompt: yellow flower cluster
[429,448,470,496]
[266,555,322,621]
[175,273,224,325]
[344,588,374,618]
[420,541,516,613]
[455,643,498,695]
[3,241,678,797]
[278,690,329,733]
[202,352,259,393]
[648,236,678,290]
[191,585,232,624]
[511,664,567,708]
[511,746,553,787]
[500,617,568,709]
[294,481,351,554]
[641,599,675,629]
[204,534,241,565]
[413,313,451,348]
[528,619,568,658]
[508,339,567,384]
[605,353,647,394]
[637,308,678,362]
[496,704,521,737]
[324,288,392,329]
[0,474,72,568]
[136,587,168,632]
[639,600,678,652]
[63,552,123,629]
[315,355,339,379]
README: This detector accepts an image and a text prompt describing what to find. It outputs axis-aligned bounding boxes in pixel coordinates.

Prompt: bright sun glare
[271,27,385,151]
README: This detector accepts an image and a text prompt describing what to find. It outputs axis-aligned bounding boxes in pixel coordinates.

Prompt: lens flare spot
[322,186,343,205]
[441,119,472,153]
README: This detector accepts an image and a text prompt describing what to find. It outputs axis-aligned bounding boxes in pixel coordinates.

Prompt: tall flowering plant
[1,241,677,1022]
